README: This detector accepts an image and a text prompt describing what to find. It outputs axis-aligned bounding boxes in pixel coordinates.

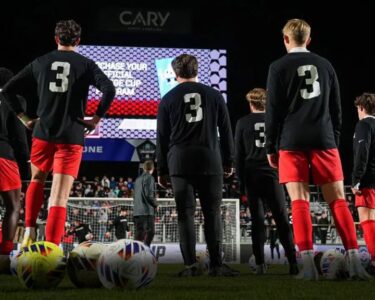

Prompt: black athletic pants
[134,215,155,246]
[170,175,223,268]
[245,174,296,265]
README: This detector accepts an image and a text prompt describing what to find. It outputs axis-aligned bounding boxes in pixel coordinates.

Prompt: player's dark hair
[0,67,14,88]
[55,20,81,46]
[171,54,198,79]
[143,160,154,172]
[246,88,266,111]
[355,93,375,115]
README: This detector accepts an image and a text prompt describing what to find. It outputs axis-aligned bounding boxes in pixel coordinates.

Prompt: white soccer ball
[67,241,105,288]
[320,249,348,280]
[85,233,93,240]
[196,250,210,273]
[9,249,22,276]
[358,246,371,268]
[97,239,157,290]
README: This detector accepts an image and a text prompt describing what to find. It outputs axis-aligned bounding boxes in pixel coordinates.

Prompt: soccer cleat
[208,264,240,277]
[346,249,372,281]
[177,264,203,277]
[0,255,11,274]
[295,250,319,281]
[254,264,267,275]
[21,227,36,248]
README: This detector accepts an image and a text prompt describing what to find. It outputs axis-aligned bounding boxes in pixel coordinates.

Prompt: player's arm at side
[0,64,37,129]
[265,64,284,168]
[80,61,116,131]
[144,175,158,208]
[110,217,118,230]
[234,119,245,194]
[156,100,171,188]
[7,96,30,179]
[86,224,93,233]
[352,121,371,193]
[217,93,234,177]
[328,67,342,147]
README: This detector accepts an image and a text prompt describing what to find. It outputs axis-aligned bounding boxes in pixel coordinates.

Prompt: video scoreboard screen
[79,45,227,161]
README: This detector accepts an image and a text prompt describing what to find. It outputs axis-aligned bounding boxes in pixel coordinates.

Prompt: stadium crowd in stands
[0,174,361,247]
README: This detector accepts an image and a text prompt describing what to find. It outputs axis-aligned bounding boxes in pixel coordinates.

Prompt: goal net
[65,197,240,263]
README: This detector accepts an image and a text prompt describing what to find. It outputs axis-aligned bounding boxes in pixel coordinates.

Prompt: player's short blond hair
[282,19,311,46]
[246,88,266,111]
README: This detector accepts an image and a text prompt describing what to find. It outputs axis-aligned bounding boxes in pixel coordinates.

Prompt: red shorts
[0,158,21,191]
[278,149,343,185]
[30,138,83,178]
[355,188,375,209]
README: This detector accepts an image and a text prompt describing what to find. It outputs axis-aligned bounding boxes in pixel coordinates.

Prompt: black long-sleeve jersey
[235,113,277,189]
[69,223,92,244]
[1,50,115,145]
[0,94,29,178]
[352,116,375,188]
[156,81,234,176]
[266,50,341,154]
[109,215,129,239]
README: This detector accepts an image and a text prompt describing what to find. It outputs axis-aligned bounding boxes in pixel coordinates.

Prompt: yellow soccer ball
[17,241,66,289]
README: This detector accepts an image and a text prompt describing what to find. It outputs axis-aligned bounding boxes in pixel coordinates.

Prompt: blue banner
[83,139,135,161]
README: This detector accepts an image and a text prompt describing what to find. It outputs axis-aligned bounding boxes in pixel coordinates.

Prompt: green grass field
[1,264,375,300]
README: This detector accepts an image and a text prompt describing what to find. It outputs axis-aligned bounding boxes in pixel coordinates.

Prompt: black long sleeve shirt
[352,116,375,188]
[69,223,92,244]
[266,50,341,154]
[157,81,234,176]
[1,50,115,145]
[235,112,277,191]
[109,215,129,239]
[0,95,29,178]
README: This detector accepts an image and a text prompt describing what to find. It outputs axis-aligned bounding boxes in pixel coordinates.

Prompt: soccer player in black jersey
[68,220,93,244]
[106,208,129,240]
[235,88,297,275]
[352,93,375,274]
[0,68,29,273]
[156,54,239,277]
[266,18,369,280]
[1,20,115,248]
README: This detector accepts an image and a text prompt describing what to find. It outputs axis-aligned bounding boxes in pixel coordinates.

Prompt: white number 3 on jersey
[49,61,71,93]
[297,65,321,99]
[184,93,203,123]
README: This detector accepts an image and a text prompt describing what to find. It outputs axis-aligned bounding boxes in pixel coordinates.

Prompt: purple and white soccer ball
[358,246,371,268]
[97,239,157,290]
[320,249,348,279]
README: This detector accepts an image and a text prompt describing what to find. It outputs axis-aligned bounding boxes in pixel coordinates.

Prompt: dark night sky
[1,0,374,182]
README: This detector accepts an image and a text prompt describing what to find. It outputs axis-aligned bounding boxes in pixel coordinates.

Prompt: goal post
[66,197,240,263]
